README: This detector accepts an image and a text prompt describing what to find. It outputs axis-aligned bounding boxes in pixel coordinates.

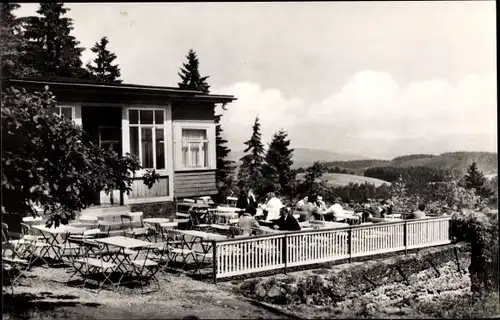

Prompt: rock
[382,307,401,314]
[267,285,281,299]
[255,284,266,298]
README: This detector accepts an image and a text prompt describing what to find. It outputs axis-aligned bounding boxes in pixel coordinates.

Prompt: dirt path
[3,267,288,320]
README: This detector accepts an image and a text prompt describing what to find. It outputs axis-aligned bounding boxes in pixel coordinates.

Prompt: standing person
[246,188,258,215]
[236,188,249,217]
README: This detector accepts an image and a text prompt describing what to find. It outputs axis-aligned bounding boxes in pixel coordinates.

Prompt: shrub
[1,86,145,226]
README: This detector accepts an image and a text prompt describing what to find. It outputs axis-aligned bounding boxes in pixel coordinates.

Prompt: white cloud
[214,71,496,158]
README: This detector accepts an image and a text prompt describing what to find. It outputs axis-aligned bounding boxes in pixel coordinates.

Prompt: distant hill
[296,173,391,187]
[322,151,497,175]
[228,148,365,168]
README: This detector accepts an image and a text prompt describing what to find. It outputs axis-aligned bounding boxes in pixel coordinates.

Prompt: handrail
[211,216,452,283]
[214,216,451,244]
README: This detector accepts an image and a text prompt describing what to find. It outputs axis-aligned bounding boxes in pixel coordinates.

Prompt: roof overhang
[2,78,237,104]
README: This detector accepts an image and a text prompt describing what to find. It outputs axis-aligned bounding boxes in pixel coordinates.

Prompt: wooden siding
[172,101,215,121]
[174,170,217,197]
[130,176,170,199]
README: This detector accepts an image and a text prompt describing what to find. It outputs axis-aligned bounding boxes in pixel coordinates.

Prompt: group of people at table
[233,189,429,236]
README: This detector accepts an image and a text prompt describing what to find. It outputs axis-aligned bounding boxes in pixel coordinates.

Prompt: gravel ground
[3,266,287,320]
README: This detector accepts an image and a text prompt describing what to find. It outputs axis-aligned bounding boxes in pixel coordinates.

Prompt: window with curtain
[181,129,209,168]
[48,106,73,120]
[128,109,166,170]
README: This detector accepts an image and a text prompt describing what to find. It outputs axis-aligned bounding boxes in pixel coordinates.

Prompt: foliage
[237,117,265,197]
[365,165,457,195]
[142,169,160,189]
[261,129,296,197]
[1,86,145,226]
[21,3,89,79]
[0,3,40,78]
[214,112,235,202]
[86,36,122,83]
[177,48,210,93]
[391,154,436,163]
[325,182,391,205]
[451,210,498,294]
[295,162,328,199]
[464,162,492,199]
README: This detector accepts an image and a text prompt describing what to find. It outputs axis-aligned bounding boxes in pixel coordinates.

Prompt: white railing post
[282,234,287,274]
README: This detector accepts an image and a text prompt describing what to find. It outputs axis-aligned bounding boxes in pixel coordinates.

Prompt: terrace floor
[3,266,287,320]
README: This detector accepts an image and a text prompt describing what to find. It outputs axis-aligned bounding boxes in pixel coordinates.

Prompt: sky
[15,2,497,159]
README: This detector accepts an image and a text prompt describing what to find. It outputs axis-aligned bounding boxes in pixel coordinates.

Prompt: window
[48,106,73,120]
[182,129,209,168]
[128,109,165,170]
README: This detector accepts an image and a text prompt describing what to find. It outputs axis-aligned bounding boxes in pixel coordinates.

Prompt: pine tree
[178,49,210,93]
[464,162,492,198]
[22,2,87,78]
[298,161,328,198]
[0,2,39,78]
[262,129,296,197]
[215,112,235,201]
[238,117,265,196]
[86,36,122,83]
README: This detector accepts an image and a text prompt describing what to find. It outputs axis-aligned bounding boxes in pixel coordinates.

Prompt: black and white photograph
[1,1,498,319]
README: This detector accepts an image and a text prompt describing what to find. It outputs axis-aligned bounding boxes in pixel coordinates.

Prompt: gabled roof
[2,77,237,103]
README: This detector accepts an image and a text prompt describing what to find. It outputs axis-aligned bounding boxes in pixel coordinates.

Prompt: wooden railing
[211,216,451,283]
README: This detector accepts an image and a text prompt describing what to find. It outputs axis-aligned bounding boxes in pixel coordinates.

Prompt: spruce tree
[215,112,235,201]
[262,129,296,197]
[178,49,210,93]
[86,36,122,83]
[0,2,39,78]
[464,162,492,198]
[238,117,265,196]
[298,161,328,198]
[22,2,87,78]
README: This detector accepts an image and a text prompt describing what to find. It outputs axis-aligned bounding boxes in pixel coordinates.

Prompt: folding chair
[121,214,151,241]
[130,243,166,292]
[163,229,195,271]
[69,240,119,292]
[2,223,30,286]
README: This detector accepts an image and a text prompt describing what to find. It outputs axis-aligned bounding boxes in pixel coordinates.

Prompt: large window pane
[203,141,208,167]
[155,128,165,170]
[129,127,139,158]
[182,142,189,167]
[154,110,164,124]
[190,143,200,167]
[140,110,154,124]
[182,129,207,140]
[100,127,121,141]
[61,107,72,120]
[141,128,153,168]
[129,110,138,124]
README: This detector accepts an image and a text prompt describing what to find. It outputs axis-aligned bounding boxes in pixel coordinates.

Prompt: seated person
[238,212,263,236]
[411,204,427,219]
[324,201,345,222]
[295,196,309,210]
[380,199,393,216]
[316,196,327,211]
[272,207,301,231]
[299,196,318,222]
[259,192,283,221]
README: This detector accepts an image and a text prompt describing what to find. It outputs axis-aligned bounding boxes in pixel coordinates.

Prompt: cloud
[215,71,496,158]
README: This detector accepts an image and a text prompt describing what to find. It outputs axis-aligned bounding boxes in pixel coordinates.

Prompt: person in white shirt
[260,192,283,221]
[316,196,327,211]
[324,202,345,222]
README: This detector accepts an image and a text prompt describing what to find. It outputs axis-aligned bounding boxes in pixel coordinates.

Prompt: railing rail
[212,216,452,283]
